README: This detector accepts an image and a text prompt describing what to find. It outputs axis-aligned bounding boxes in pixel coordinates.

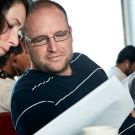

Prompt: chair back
[0,112,18,135]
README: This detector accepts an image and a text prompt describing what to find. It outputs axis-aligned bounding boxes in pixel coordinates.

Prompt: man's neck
[116,64,126,73]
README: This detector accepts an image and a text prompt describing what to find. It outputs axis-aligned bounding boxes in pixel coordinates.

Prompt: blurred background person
[0,40,30,112]
[0,0,33,56]
[107,45,135,134]
[107,45,135,81]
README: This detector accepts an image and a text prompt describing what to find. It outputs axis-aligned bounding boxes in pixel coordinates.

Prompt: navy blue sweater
[11,53,108,135]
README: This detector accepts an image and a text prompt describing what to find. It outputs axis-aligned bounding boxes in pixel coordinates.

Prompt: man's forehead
[24,6,64,25]
[27,4,59,17]
[23,5,67,37]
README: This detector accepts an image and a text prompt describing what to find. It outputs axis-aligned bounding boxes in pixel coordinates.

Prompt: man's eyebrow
[31,35,47,40]
[55,30,68,33]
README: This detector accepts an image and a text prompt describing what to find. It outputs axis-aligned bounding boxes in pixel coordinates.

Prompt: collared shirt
[107,66,127,81]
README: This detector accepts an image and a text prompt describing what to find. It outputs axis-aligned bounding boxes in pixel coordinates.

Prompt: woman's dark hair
[0,0,33,34]
[0,0,7,34]
[3,0,33,16]
[0,12,5,34]
[2,0,33,16]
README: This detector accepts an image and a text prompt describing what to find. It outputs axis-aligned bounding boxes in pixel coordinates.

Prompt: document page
[34,76,134,135]
[121,72,135,91]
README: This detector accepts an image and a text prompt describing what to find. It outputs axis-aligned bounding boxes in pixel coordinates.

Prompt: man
[11,1,108,135]
[107,45,135,135]
[0,41,30,112]
[107,45,135,81]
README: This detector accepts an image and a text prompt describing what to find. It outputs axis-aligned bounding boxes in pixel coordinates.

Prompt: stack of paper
[34,75,134,135]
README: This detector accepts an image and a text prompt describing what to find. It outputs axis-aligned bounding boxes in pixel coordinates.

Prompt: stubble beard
[30,53,73,75]
[125,67,132,76]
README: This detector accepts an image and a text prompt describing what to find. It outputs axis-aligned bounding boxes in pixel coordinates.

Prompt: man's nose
[47,37,59,52]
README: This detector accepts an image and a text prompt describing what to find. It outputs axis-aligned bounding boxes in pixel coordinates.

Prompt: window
[56,0,125,72]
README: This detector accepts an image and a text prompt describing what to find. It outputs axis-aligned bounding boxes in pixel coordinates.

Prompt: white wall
[55,0,125,72]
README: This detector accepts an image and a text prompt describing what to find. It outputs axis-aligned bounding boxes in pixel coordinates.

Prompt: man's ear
[69,26,73,42]
[19,38,28,54]
[125,59,130,68]
[69,26,72,34]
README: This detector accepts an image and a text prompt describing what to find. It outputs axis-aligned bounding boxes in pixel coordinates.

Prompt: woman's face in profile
[0,2,26,56]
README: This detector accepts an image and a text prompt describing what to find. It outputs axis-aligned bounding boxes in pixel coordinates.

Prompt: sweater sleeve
[11,86,58,135]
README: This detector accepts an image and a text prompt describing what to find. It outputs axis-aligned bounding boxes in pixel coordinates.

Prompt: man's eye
[33,37,47,43]
[35,39,44,42]
[55,33,66,37]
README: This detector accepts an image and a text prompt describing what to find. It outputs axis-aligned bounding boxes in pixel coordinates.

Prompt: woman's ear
[19,38,28,54]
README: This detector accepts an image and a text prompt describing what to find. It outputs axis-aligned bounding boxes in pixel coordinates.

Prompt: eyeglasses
[22,31,71,46]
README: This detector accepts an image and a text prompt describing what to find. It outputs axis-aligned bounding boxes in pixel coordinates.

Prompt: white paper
[121,71,135,91]
[121,71,135,104]
[34,76,134,135]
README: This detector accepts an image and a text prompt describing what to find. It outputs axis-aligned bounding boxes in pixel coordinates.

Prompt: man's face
[125,62,135,76]
[130,62,135,74]
[23,6,73,76]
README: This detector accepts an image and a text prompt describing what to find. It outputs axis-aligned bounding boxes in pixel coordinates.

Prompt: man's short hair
[0,41,23,68]
[116,45,135,64]
[34,0,68,23]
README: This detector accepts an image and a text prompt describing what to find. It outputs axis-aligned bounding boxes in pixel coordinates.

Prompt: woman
[0,0,33,56]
